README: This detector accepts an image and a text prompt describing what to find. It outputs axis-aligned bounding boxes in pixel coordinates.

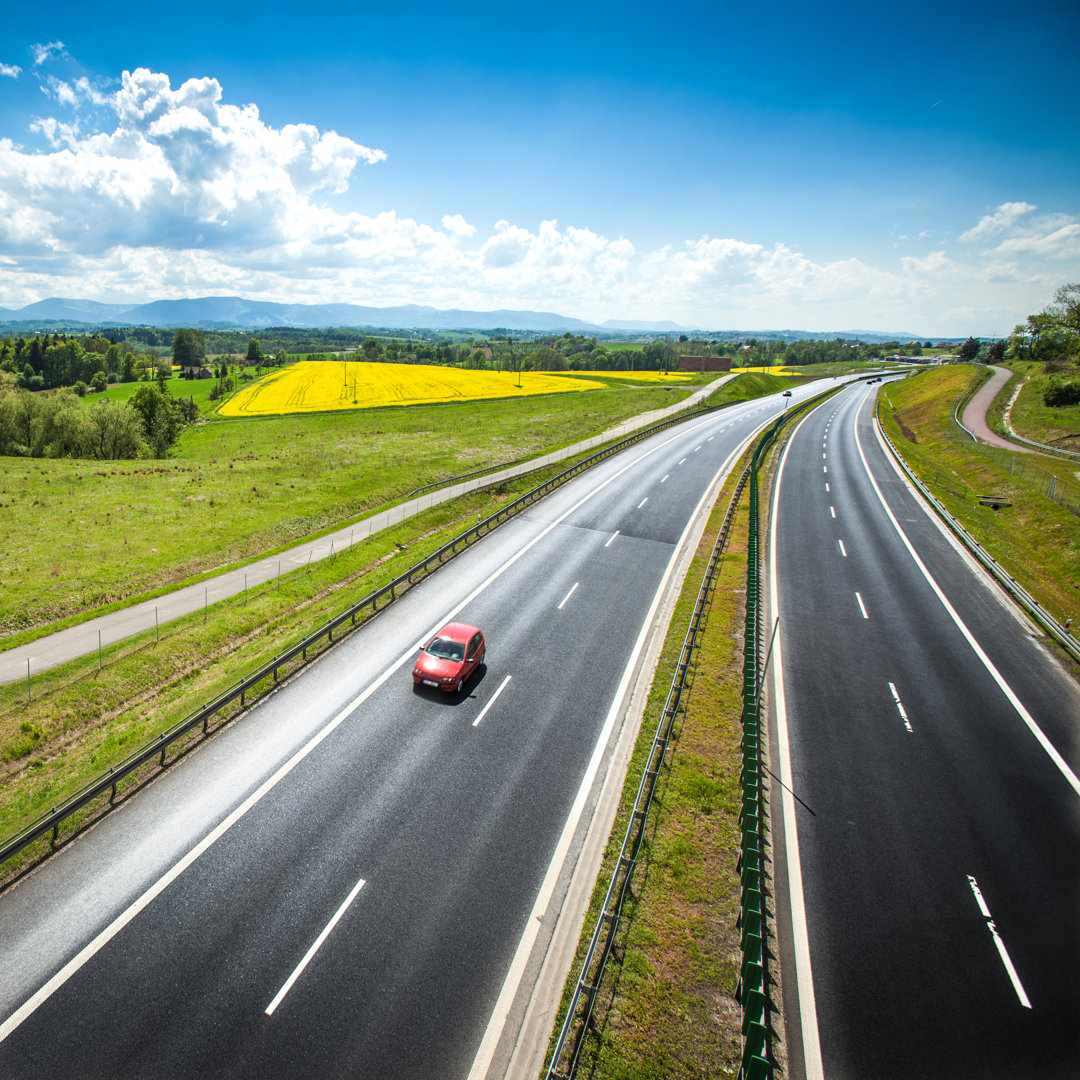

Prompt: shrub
[1043,378,1080,407]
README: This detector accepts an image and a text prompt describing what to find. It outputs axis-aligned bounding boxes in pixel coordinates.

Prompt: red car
[412,622,486,693]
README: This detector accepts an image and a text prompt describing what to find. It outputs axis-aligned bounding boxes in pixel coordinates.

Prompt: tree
[987,339,1006,361]
[957,337,981,361]
[246,338,263,363]
[172,328,207,371]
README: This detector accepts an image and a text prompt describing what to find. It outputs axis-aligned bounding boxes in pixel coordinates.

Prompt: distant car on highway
[412,622,486,692]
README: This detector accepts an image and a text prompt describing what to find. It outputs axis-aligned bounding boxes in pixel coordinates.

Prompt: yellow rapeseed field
[218,361,608,417]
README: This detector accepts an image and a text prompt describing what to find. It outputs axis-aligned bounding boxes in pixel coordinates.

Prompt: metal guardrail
[0,395,745,873]
[877,417,1080,663]
[950,365,993,441]
[544,464,751,1080]
[543,388,836,1080]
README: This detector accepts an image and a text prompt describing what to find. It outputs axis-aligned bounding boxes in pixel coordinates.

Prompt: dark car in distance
[412,622,486,693]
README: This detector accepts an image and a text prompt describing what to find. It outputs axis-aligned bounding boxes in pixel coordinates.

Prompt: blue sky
[1,0,1077,335]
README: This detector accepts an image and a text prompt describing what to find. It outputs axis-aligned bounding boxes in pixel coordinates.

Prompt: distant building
[679,355,732,373]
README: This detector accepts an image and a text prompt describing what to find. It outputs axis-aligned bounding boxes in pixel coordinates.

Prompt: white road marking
[856,592,868,618]
[1,413,724,1046]
[678,457,687,464]
[830,507,836,518]
[694,445,702,452]
[823,465,828,474]
[860,405,1080,800]
[838,540,847,557]
[472,675,512,728]
[966,875,1032,1009]
[467,430,761,1080]
[825,483,830,492]
[767,409,826,1080]
[557,582,579,610]
[605,530,619,547]
[661,474,669,483]
[637,497,648,509]
[265,876,367,1015]
[888,682,913,732]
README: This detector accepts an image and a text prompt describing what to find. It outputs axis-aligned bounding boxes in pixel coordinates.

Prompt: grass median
[545,456,752,1079]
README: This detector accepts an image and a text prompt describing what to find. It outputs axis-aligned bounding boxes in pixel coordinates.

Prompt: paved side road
[0,376,735,685]
[959,364,1036,453]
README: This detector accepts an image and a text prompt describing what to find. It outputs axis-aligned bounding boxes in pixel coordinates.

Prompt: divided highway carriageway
[769,379,1080,1079]
[0,385,812,1079]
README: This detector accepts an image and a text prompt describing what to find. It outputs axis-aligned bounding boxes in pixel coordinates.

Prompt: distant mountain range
[0,295,929,342]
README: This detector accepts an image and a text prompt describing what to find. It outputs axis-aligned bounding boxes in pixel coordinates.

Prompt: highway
[769,381,1080,1079]
[0,386,809,1079]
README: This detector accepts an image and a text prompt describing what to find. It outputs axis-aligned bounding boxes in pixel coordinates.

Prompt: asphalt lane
[771,381,1080,1079]
[0,387,811,1078]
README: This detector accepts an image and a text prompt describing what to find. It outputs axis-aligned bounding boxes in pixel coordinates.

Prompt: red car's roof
[433,622,481,643]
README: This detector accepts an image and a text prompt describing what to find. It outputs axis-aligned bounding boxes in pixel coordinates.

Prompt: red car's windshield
[426,637,465,662]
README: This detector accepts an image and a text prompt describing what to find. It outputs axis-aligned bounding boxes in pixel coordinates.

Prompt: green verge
[0,378,772,882]
[995,361,1080,454]
[0,464,581,881]
[545,458,751,1079]
[879,366,1080,631]
[0,385,690,638]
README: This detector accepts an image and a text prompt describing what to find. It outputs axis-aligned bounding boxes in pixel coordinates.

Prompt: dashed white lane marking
[605,530,619,548]
[838,540,847,557]
[856,592,868,618]
[678,457,687,464]
[637,497,649,509]
[967,875,1032,1009]
[888,682,913,732]
[266,876,367,1016]
[661,474,669,483]
[557,582,579,610]
[830,507,836,518]
[825,483,830,492]
[823,465,828,474]
[694,445,702,452]
[472,675,512,728]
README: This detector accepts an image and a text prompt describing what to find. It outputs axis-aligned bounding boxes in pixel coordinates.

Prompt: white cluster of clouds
[0,58,1076,334]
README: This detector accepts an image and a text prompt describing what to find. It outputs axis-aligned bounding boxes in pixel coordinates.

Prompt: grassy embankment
[545,454,753,1079]
[987,361,1080,455]
[880,365,1080,630]
[0,373,784,879]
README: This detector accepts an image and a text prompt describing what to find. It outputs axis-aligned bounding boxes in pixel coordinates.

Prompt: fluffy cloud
[0,63,20,79]
[32,41,66,67]
[0,67,1077,335]
[959,202,1036,242]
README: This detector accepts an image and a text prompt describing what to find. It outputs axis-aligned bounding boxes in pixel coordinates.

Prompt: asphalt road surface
[0,385,816,1079]
[770,381,1080,1079]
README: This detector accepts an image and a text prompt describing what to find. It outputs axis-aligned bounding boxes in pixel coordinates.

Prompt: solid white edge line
[769,405,826,1080]
[265,876,367,1016]
[0,417,714,1046]
[966,875,1032,1009]
[466,417,775,1080]
[857,400,1080,799]
[472,676,512,728]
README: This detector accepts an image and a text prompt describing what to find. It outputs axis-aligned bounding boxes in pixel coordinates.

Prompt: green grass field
[879,365,1080,627]
[997,361,1080,453]
[1,383,697,636]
